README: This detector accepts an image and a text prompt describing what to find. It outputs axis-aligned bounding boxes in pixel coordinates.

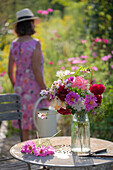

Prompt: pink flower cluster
[101,54,112,61]
[21,141,55,157]
[67,57,88,71]
[37,8,53,15]
[94,38,108,44]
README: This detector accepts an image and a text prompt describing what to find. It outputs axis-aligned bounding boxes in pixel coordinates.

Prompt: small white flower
[56,70,75,78]
[56,70,65,78]
[64,70,75,75]
[64,70,70,75]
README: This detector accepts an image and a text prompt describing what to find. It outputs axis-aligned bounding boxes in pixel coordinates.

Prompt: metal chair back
[0,93,23,162]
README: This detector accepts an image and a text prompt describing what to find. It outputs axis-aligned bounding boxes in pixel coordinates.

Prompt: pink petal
[48,8,53,12]
[92,66,98,71]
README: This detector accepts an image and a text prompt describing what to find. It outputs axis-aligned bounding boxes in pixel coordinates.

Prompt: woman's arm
[32,41,46,90]
[8,53,15,87]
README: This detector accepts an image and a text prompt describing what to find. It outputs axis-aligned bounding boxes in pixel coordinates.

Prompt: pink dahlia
[72,76,88,91]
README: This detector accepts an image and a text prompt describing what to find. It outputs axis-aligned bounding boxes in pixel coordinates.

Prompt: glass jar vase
[71,112,90,155]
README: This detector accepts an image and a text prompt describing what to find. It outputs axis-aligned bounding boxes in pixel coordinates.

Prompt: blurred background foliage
[0,0,113,141]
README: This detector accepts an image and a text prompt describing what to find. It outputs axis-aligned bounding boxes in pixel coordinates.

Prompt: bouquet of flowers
[40,67,105,116]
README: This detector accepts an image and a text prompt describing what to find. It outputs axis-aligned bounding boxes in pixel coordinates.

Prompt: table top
[10,136,113,168]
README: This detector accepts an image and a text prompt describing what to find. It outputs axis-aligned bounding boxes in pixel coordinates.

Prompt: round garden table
[10,136,113,170]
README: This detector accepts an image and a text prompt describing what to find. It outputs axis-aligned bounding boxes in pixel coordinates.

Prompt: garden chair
[0,93,32,170]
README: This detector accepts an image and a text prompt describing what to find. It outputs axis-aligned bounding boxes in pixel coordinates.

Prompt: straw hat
[13,8,40,25]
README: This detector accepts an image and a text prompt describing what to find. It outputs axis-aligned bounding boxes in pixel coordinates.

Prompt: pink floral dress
[10,39,49,130]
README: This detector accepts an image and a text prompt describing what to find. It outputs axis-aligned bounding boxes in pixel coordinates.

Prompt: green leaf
[99,12,105,16]
[106,14,112,21]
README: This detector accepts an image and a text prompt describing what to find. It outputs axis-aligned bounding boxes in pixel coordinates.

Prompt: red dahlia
[57,85,69,101]
[90,84,105,95]
[95,95,102,104]
[57,107,71,115]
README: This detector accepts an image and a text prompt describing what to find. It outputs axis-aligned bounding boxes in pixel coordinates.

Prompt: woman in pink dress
[8,8,49,141]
